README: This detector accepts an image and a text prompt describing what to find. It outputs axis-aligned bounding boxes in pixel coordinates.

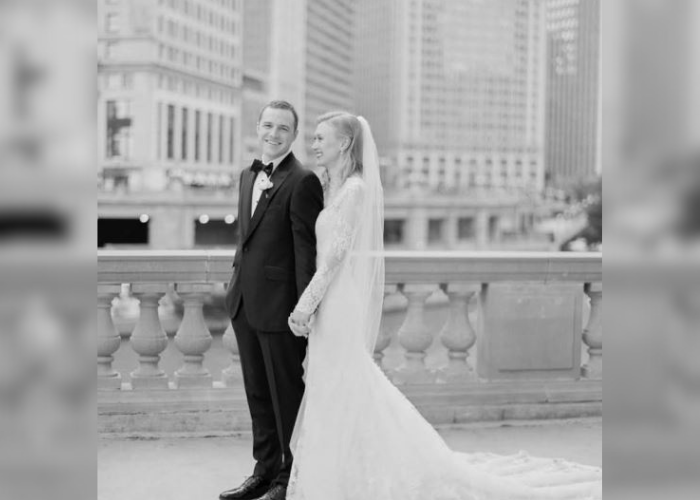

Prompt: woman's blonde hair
[316,111,363,184]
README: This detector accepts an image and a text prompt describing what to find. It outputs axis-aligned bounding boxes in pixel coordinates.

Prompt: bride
[286,112,602,500]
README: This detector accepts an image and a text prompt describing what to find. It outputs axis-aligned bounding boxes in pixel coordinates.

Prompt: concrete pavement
[98,418,601,500]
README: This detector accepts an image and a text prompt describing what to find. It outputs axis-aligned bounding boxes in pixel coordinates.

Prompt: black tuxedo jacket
[225,152,324,331]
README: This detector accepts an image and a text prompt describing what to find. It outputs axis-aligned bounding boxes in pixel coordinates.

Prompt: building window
[166,104,175,160]
[181,107,188,160]
[428,219,444,244]
[384,219,404,245]
[106,13,119,33]
[195,110,201,161]
[229,117,235,164]
[218,115,224,163]
[488,216,499,240]
[106,100,133,160]
[457,217,475,240]
[207,112,213,163]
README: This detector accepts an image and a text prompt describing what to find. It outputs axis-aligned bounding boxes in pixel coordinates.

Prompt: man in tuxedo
[220,101,323,500]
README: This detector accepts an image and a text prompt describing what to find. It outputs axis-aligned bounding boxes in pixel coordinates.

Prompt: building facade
[98,187,546,251]
[239,0,354,164]
[545,0,601,189]
[355,0,548,194]
[98,0,245,248]
[97,0,244,194]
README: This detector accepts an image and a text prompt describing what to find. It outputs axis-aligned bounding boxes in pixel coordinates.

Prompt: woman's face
[311,121,346,169]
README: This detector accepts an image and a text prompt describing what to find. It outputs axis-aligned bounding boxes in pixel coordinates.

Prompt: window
[428,219,444,244]
[106,100,133,160]
[206,112,213,163]
[195,110,201,161]
[457,217,475,240]
[106,13,119,33]
[384,219,404,245]
[229,117,235,164]
[181,107,188,160]
[218,115,224,163]
[166,105,175,159]
[488,216,499,240]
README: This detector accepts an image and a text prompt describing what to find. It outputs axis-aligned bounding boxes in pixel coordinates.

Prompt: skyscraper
[239,0,354,164]
[545,0,601,189]
[355,0,548,194]
[97,0,244,192]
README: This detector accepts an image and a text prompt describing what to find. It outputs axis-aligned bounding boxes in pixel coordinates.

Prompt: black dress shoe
[219,476,271,500]
[253,484,286,500]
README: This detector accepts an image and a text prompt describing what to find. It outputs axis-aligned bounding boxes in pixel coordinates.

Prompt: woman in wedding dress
[285,112,602,500]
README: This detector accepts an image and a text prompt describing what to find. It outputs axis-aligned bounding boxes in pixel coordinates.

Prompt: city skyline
[97,0,598,250]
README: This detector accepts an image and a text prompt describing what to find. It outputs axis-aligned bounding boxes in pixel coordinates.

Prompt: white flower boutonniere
[256,172,274,194]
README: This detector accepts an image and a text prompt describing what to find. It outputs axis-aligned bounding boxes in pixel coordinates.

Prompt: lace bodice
[294,176,365,315]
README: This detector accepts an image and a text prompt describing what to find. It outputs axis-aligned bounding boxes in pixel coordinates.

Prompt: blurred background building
[356,0,546,196]
[545,0,601,190]
[98,0,244,247]
[239,0,355,163]
[97,0,601,251]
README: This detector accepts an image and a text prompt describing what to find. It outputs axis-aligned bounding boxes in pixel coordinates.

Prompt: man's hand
[288,310,312,337]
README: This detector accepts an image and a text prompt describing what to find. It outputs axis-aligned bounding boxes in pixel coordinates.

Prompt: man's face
[257,107,297,161]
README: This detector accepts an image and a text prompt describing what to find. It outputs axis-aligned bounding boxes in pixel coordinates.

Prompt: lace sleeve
[294,178,365,315]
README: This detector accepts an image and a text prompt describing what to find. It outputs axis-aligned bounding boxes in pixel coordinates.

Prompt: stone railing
[98,250,602,434]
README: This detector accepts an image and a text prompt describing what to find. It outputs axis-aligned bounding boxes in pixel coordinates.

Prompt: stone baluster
[393,284,437,384]
[582,283,602,379]
[437,283,479,383]
[129,284,169,389]
[173,283,213,388]
[222,321,242,387]
[373,284,397,371]
[97,284,123,390]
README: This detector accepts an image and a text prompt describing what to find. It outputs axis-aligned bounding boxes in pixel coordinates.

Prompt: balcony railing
[98,250,602,434]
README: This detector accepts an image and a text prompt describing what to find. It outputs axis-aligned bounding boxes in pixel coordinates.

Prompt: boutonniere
[256,173,274,193]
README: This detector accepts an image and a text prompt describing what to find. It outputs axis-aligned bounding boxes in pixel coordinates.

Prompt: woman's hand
[288,310,312,337]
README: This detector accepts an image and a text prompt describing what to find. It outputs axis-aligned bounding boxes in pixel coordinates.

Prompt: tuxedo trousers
[232,300,307,486]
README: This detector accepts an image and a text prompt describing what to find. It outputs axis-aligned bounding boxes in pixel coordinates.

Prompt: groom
[221,100,323,500]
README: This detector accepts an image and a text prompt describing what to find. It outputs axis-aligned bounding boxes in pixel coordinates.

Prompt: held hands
[288,309,312,337]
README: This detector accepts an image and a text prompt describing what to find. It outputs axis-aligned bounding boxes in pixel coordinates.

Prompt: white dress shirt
[251,151,291,217]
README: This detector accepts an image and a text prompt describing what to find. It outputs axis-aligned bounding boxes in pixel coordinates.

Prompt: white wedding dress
[287,176,602,500]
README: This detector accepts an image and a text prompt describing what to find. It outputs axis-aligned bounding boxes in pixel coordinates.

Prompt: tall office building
[355,0,548,194]
[545,0,601,189]
[240,0,354,164]
[97,0,244,193]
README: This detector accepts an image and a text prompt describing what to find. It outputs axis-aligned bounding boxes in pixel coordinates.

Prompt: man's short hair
[258,100,299,132]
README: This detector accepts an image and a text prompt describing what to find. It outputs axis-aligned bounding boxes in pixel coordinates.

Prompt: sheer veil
[353,116,385,353]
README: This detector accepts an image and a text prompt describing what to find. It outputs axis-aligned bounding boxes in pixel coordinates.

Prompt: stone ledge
[98,380,602,436]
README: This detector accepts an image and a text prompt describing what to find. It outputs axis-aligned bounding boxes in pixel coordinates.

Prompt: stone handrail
[98,250,602,431]
[98,250,601,284]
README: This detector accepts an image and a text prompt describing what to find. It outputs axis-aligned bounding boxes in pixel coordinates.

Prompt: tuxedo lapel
[239,168,256,240]
[243,153,296,246]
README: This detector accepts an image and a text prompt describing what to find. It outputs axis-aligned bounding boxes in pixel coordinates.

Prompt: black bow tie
[252,159,274,177]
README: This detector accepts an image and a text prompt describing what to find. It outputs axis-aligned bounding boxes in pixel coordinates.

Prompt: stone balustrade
[98,250,602,434]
